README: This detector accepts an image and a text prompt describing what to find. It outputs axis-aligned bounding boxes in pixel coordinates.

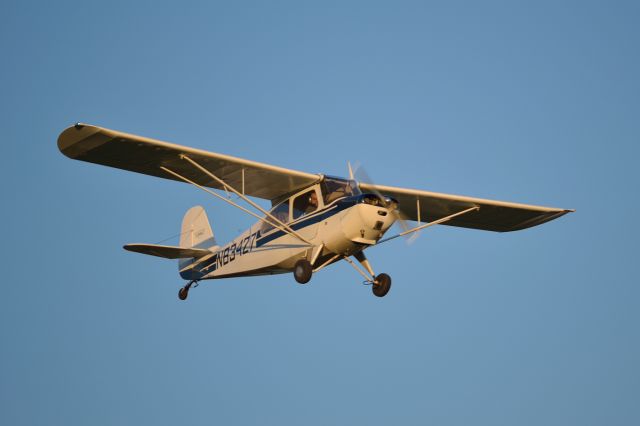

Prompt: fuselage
[180,186,397,280]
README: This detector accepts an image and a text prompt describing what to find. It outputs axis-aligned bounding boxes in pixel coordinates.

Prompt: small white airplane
[58,123,572,300]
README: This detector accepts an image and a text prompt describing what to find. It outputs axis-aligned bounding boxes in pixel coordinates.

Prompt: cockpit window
[260,201,290,233]
[292,189,319,220]
[321,177,361,204]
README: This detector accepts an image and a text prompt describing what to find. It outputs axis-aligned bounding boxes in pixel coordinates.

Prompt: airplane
[58,123,573,300]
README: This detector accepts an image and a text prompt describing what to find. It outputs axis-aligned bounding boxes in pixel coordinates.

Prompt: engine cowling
[321,194,397,255]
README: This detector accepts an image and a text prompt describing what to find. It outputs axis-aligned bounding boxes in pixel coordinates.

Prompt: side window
[260,202,290,233]
[292,189,319,220]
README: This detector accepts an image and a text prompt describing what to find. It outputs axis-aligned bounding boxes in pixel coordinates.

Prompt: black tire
[294,259,313,284]
[372,273,391,297]
[178,287,189,301]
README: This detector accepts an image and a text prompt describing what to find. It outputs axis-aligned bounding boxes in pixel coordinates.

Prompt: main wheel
[372,273,391,297]
[178,287,189,300]
[294,259,313,284]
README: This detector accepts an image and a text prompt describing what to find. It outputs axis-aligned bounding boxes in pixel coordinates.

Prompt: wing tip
[505,208,574,232]
[57,122,102,158]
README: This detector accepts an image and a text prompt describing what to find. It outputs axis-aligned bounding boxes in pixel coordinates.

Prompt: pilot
[305,191,318,213]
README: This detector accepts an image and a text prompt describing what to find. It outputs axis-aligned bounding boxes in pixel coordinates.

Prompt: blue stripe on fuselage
[256,196,360,247]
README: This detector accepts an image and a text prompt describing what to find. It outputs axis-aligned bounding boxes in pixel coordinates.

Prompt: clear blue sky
[2,1,638,425]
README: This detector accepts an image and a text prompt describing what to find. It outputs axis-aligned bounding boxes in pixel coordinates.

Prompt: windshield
[320,177,361,204]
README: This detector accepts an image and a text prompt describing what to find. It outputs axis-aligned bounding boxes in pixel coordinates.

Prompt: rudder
[180,205,216,249]
[179,206,216,281]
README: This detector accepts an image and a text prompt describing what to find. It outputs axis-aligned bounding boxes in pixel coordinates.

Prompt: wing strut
[378,206,480,244]
[160,166,311,246]
[179,155,312,245]
[159,160,312,246]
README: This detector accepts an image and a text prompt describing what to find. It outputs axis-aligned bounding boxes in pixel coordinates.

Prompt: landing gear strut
[343,252,393,297]
[293,259,312,284]
[372,273,391,298]
[178,280,198,300]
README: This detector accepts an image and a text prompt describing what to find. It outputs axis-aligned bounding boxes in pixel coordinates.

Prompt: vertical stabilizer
[179,206,216,280]
[180,206,216,249]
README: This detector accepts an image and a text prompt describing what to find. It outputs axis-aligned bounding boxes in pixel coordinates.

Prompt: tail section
[180,205,216,249]
[179,206,217,280]
[123,206,216,281]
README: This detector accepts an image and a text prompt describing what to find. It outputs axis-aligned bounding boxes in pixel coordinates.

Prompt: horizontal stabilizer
[124,243,212,259]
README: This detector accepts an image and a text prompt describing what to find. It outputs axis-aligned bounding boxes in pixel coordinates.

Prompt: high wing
[359,183,572,232]
[58,124,320,201]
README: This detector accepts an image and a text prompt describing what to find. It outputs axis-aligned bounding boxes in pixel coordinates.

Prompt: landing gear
[372,273,391,298]
[342,253,393,298]
[293,259,312,284]
[178,280,198,301]
[178,287,189,300]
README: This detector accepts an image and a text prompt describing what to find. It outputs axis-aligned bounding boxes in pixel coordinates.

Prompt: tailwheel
[293,259,312,284]
[372,273,391,297]
[178,286,189,300]
[178,280,197,301]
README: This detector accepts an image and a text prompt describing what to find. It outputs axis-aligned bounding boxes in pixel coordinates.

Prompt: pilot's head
[309,192,318,207]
